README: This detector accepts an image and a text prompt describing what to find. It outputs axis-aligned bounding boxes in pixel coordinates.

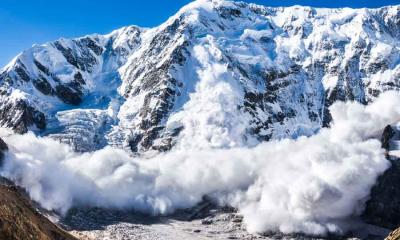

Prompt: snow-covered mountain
[1,0,399,153]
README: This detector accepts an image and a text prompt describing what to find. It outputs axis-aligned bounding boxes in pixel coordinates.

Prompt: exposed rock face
[362,159,400,229]
[382,125,396,151]
[0,96,46,134]
[363,125,400,229]
[0,137,7,166]
[0,1,399,153]
[0,182,77,240]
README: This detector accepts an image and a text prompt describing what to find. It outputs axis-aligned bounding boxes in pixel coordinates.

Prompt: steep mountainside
[0,0,399,153]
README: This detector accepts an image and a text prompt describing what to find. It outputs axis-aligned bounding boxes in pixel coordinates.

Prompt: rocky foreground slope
[0,140,76,240]
[0,183,77,240]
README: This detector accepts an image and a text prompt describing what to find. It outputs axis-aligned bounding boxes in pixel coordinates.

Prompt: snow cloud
[1,91,399,236]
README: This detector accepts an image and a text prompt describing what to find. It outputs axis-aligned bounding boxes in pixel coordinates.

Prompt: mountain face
[0,0,399,153]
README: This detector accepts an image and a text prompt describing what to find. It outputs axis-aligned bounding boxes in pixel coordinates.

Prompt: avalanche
[1,91,400,235]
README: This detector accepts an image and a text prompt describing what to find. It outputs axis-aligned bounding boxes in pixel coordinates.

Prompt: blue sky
[1,0,399,67]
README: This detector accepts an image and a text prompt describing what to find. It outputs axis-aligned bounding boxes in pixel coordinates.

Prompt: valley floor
[60,203,390,240]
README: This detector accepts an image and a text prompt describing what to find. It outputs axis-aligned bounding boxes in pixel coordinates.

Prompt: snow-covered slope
[0,26,143,150]
[1,0,399,153]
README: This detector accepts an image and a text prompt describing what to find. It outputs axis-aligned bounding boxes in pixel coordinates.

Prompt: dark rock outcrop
[55,85,82,105]
[362,125,400,229]
[0,137,7,166]
[382,125,396,150]
[362,159,400,229]
[0,99,46,134]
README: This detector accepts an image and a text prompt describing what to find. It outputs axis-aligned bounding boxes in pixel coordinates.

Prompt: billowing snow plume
[1,91,400,236]
[167,43,255,149]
